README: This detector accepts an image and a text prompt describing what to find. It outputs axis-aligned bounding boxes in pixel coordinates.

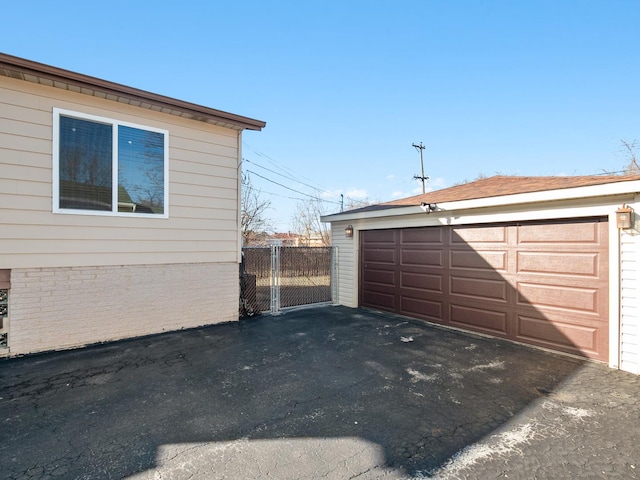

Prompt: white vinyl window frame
[52,108,169,218]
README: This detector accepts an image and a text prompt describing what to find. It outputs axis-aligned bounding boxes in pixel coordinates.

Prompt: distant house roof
[324,174,640,218]
[0,53,266,131]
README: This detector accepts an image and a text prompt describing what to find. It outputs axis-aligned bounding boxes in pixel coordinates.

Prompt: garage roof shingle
[386,174,640,206]
[337,174,640,215]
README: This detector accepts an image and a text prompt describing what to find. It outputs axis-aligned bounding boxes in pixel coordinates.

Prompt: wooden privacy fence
[240,246,336,316]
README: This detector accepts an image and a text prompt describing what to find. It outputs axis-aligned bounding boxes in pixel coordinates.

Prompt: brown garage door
[360,218,609,361]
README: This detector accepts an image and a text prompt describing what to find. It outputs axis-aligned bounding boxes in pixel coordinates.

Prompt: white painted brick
[8,262,239,356]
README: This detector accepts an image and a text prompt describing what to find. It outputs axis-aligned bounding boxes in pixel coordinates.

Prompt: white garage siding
[331,222,358,308]
[620,225,640,374]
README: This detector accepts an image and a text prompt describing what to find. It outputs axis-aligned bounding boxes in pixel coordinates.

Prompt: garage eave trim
[321,179,640,223]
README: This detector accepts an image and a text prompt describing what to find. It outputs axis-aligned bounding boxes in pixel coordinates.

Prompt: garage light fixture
[420,202,437,213]
[345,225,354,238]
[616,205,633,229]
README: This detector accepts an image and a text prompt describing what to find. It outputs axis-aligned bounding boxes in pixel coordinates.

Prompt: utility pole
[412,142,428,194]
[340,194,344,212]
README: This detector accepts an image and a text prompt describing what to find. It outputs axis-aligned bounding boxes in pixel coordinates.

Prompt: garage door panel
[518,282,600,314]
[401,227,443,244]
[452,225,507,244]
[401,271,443,293]
[517,221,600,244]
[400,295,443,320]
[450,276,508,302]
[363,248,396,265]
[363,229,397,244]
[516,314,605,360]
[450,304,508,336]
[451,250,508,272]
[360,219,609,361]
[517,251,599,277]
[363,268,396,287]
[401,249,443,267]
[362,289,396,311]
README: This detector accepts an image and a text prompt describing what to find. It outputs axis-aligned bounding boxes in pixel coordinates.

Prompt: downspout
[237,131,243,264]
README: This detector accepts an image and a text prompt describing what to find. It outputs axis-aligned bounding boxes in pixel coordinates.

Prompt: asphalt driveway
[1,305,639,479]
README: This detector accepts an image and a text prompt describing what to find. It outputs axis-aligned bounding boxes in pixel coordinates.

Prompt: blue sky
[4,1,640,230]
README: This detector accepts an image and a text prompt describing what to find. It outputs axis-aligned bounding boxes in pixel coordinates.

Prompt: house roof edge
[0,52,266,131]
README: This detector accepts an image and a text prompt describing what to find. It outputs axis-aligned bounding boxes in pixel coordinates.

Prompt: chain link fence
[240,246,336,317]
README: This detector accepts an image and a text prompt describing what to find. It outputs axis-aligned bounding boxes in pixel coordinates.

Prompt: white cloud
[386,174,395,181]
[388,177,448,200]
[346,188,368,199]
[429,177,447,188]
[319,189,342,199]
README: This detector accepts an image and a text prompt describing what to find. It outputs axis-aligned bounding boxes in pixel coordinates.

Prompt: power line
[243,157,336,197]
[245,170,342,206]
[243,142,319,187]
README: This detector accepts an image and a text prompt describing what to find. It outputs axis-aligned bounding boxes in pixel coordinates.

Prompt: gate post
[331,246,338,304]
[270,245,281,315]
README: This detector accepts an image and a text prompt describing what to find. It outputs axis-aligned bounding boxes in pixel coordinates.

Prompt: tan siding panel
[0,102,48,124]
[170,182,236,199]
[1,149,51,169]
[167,122,238,148]
[1,116,51,140]
[0,177,50,196]
[0,132,51,154]
[172,158,236,178]
[171,171,237,190]
[0,83,48,110]
[0,193,51,211]
[0,77,241,268]
[171,135,238,160]
[171,149,237,171]
[1,163,51,183]
[171,194,237,210]
[0,208,235,229]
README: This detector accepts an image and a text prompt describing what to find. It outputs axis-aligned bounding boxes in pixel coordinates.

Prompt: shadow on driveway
[1,306,638,479]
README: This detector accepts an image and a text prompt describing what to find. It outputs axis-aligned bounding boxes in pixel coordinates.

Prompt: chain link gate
[240,246,336,317]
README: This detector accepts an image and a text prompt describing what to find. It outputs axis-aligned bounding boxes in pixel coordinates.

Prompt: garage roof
[324,174,640,220]
[383,174,640,206]
[0,53,266,131]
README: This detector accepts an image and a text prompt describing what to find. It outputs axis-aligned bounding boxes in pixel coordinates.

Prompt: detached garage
[322,175,640,374]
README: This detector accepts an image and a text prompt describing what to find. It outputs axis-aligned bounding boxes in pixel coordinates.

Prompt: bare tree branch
[291,197,331,246]
[241,174,273,246]
[621,139,640,174]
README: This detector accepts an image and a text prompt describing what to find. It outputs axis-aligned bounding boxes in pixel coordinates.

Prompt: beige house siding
[1,76,241,269]
[619,202,640,374]
[7,262,238,355]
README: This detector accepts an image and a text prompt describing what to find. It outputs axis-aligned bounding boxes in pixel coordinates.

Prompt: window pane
[59,116,113,211]
[118,125,165,214]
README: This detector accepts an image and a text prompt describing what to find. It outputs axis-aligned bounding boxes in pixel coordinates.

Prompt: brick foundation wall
[7,262,239,356]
